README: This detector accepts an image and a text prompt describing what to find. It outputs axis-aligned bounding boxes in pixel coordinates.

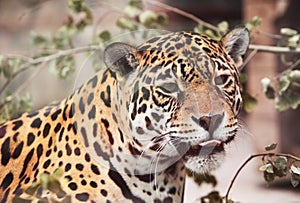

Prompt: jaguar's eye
[158,82,179,93]
[214,74,229,86]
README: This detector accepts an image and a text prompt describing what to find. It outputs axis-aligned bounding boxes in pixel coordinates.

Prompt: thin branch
[0,45,103,95]
[249,44,300,53]
[254,30,282,40]
[1,41,300,96]
[274,58,300,79]
[145,0,220,33]
[239,49,258,71]
[224,152,300,203]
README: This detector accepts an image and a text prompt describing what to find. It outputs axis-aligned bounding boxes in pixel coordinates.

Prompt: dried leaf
[265,143,277,151]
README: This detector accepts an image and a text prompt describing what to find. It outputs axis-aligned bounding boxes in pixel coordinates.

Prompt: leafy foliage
[258,144,300,188]
[259,156,288,183]
[13,167,71,203]
[275,70,300,111]
[117,0,168,30]
[260,28,300,111]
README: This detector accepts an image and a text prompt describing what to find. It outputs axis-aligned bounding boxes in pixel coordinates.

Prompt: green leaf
[31,32,49,46]
[53,167,64,178]
[273,156,288,177]
[275,70,300,111]
[138,10,157,28]
[194,24,204,34]
[19,94,32,113]
[156,13,168,27]
[291,174,300,187]
[288,35,300,49]
[265,86,276,99]
[217,21,229,33]
[138,10,168,28]
[290,165,300,187]
[40,173,50,189]
[98,30,111,43]
[264,170,275,183]
[265,143,277,151]
[68,0,87,12]
[290,165,300,175]
[129,0,143,9]
[49,56,75,79]
[47,178,66,197]
[245,16,261,31]
[239,73,247,84]
[259,163,274,173]
[242,91,257,112]
[24,182,39,196]
[204,29,219,40]
[261,77,275,99]
[280,28,298,36]
[116,17,138,31]
[124,4,141,18]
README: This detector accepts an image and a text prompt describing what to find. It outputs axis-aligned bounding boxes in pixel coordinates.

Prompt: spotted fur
[0,28,249,202]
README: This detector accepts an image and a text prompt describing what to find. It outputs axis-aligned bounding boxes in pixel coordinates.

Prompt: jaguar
[0,27,249,202]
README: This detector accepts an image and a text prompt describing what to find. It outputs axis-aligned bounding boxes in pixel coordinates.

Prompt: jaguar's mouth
[182,140,225,160]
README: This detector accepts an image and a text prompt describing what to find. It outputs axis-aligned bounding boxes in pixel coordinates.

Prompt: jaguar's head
[105,28,250,174]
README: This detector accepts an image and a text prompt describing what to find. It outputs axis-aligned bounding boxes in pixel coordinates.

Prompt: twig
[0,45,103,95]
[273,58,300,79]
[1,41,300,96]
[249,44,300,53]
[254,30,282,40]
[145,0,220,33]
[224,152,300,203]
[239,49,258,71]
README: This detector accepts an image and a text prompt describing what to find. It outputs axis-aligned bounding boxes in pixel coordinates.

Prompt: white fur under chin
[183,152,225,174]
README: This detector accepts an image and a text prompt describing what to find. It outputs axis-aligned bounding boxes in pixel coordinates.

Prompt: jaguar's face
[105,28,249,173]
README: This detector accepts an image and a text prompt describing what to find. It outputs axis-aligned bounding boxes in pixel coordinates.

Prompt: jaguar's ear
[104,42,139,77]
[222,27,250,68]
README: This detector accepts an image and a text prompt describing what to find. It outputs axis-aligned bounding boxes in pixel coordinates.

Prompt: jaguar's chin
[181,139,229,173]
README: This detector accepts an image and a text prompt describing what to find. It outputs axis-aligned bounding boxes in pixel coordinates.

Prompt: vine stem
[224,152,300,202]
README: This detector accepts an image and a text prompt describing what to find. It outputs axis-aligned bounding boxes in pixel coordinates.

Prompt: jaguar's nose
[192,113,224,133]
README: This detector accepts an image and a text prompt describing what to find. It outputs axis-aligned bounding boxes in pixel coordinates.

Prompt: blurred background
[0,0,299,202]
